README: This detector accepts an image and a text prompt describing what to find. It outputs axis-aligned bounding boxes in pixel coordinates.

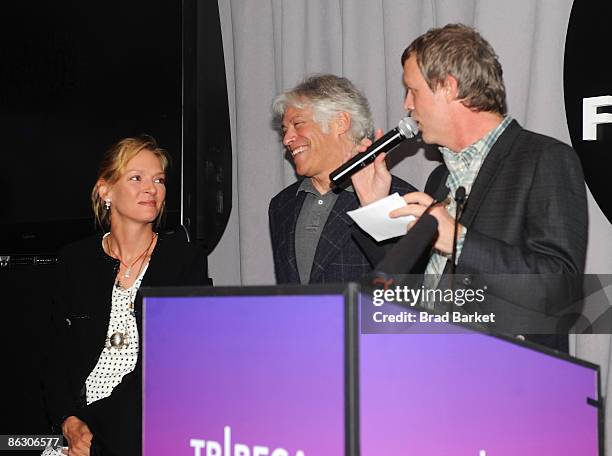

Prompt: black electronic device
[330,117,419,184]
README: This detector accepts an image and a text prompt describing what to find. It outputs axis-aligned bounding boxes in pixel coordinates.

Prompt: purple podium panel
[143,292,346,456]
[359,306,599,456]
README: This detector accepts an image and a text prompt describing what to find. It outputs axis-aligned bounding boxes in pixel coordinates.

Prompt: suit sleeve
[42,251,85,431]
[459,143,587,275]
[456,142,587,333]
[75,367,140,454]
[268,198,286,284]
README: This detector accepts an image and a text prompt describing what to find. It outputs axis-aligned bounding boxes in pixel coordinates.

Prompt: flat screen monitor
[142,285,352,456]
[358,300,601,455]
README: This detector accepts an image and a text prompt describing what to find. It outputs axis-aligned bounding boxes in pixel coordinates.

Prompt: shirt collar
[296,178,355,196]
[439,116,512,180]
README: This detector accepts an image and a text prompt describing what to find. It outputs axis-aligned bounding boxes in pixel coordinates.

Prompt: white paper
[347,193,415,242]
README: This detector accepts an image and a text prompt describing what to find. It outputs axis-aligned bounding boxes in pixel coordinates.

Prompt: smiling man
[269,74,415,284]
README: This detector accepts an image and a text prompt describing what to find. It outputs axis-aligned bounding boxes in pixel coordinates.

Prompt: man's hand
[62,416,92,456]
[350,129,392,206]
[389,192,462,255]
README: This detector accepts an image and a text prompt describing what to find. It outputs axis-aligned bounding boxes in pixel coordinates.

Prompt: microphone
[450,186,467,274]
[330,116,419,184]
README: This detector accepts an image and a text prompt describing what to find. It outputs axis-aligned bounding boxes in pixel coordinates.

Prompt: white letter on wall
[583,96,612,140]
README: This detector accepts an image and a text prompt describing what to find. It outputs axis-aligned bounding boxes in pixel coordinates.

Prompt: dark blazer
[43,231,212,455]
[269,176,416,284]
[356,120,588,345]
[444,120,587,276]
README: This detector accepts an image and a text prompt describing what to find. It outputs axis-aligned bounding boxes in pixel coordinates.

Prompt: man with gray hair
[269,74,415,284]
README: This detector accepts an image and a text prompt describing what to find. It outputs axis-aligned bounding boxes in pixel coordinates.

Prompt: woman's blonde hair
[91,135,169,230]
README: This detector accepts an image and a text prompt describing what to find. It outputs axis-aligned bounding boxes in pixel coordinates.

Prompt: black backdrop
[0,0,231,438]
[564,2,612,226]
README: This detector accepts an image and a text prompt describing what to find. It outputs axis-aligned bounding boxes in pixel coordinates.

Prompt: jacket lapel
[459,120,522,227]
[309,190,359,282]
[140,235,176,287]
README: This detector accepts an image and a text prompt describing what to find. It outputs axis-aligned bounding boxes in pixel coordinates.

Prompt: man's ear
[443,75,459,102]
[334,111,352,136]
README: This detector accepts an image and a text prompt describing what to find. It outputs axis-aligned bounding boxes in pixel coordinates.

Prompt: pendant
[124,266,132,278]
[106,331,129,349]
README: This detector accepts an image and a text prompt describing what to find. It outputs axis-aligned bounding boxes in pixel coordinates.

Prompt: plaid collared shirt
[424,116,512,290]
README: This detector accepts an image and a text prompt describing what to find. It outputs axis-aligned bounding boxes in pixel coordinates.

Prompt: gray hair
[272,74,374,144]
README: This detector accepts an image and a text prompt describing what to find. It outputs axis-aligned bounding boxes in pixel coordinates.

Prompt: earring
[105,199,111,210]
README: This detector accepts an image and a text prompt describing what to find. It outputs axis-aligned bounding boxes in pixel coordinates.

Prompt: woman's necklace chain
[106,232,157,281]
[104,232,156,350]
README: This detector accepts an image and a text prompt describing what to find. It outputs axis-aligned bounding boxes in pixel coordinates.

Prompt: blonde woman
[43,136,211,456]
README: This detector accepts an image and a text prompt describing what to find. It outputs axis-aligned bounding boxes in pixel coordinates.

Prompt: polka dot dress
[85,262,148,404]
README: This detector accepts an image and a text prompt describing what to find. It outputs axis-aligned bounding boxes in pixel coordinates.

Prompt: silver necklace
[106,262,147,350]
[107,233,156,279]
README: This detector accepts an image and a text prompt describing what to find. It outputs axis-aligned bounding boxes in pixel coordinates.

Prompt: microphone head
[455,186,467,203]
[397,116,419,138]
